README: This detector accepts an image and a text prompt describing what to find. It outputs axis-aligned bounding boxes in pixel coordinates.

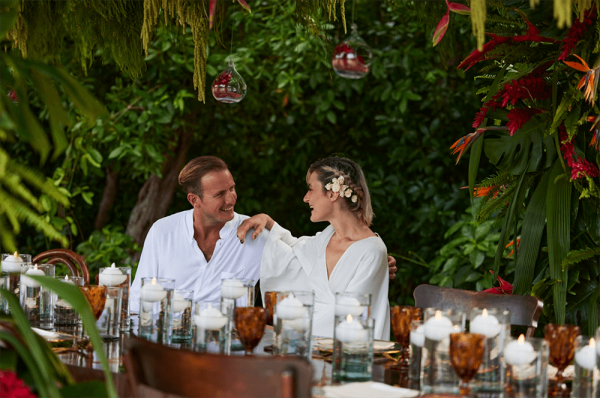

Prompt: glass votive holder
[194,301,227,353]
[0,271,10,313]
[220,278,254,354]
[20,264,55,329]
[332,314,375,382]
[171,289,193,343]
[2,253,31,302]
[53,275,84,326]
[504,335,549,398]
[409,320,424,383]
[98,264,131,332]
[420,308,465,394]
[572,336,597,398]
[273,291,314,359]
[139,277,174,344]
[468,308,510,392]
[97,286,122,340]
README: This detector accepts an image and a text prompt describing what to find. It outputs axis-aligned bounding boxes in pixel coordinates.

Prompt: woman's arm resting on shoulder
[237,214,275,243]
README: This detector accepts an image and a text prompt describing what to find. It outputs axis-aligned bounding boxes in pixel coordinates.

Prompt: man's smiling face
[192,169,237,226]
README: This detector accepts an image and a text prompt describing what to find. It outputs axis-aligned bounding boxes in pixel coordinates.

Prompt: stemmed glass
[390,306,423,368]
[234,307,266,356]
[79,285,107,320]
[449,332,485,397]
[545,324,580,397]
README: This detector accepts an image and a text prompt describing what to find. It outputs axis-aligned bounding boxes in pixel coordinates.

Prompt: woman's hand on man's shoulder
[237,214,275,243]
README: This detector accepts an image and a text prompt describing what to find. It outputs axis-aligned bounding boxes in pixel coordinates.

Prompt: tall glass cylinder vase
[332,292,373,382]
[139,277,174,344]
[2,253,31,304]
[273,291,314,359]
[98,264,131,332]
[469,308,510,392]
[572,335,597,398]
[504,335,548,398]
[409,320,424,384]
[171,289,193,343]
[20,264,54,329]
[420,308,465,394]
[194,301,227,353]
[220,278,254,354]
[97,286,122,340]
[53,275,84,325]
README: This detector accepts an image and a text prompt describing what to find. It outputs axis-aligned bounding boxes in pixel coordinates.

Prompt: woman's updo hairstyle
[308,157,373,226]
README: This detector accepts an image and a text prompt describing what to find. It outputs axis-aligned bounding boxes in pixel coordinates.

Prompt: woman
[237,157,390,340]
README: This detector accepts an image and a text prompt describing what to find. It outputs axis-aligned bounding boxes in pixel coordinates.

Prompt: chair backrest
[123,336,314,398]
[33,249,90,285]
[413,284,543,337]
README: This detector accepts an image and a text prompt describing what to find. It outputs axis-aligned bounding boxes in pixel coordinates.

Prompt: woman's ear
[327,190,339,202]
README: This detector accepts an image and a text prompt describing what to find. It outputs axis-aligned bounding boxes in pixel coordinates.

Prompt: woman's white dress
[260,223,390,340]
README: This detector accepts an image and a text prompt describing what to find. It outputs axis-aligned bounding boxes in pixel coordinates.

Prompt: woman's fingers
[237,219,254,242]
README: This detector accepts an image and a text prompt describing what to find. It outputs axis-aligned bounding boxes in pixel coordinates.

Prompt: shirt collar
[186,210,239,242]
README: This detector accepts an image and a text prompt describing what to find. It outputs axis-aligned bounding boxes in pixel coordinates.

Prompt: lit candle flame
[13,251,18,257]
[591,338,596,348]
[346,314,353,322]
[517,334,525,344]
[482,308,488,317]
[65,275,69,281]
[151,277,157,285]
[434,310,442,320]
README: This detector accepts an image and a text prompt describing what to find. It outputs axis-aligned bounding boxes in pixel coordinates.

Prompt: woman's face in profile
[303,172,331,223]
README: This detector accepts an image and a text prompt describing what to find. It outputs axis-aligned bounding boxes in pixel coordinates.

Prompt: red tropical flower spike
[433,9,450,47]
[237,0,251,14]
[209,0,217,29]
[507,108,543,135]
[447,0,470,15]
[559,8,597,61]
[0,370,37,398]
[482,271,513,295]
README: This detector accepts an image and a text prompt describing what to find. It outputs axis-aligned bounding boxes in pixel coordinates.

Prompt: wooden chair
[413,284,544,337]
[123,336,314,398]
[33,249,90,286]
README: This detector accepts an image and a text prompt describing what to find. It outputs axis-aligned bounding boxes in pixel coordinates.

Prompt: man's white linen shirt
[130,210,266,312]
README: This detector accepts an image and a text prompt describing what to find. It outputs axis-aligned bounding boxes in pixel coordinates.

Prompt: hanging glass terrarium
[331,24,373,79]
[211,59,247,103]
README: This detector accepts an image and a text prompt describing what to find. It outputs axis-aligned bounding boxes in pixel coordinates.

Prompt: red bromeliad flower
[499,76,551,107]
[506,108,544,135]
[559,126,600,179]
[0,370,37,398]
[482,271,513,295]
[472,99,501,128]
[589,116,600,151]
[564,54,600,106]
[559,8,597,61]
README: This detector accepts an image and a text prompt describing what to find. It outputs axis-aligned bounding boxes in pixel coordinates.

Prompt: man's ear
[188,193,201,207]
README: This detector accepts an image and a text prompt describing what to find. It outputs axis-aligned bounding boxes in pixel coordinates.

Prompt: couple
[130,156,390,340]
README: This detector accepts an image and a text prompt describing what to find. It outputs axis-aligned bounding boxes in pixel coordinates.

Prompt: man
[130,156,397,312]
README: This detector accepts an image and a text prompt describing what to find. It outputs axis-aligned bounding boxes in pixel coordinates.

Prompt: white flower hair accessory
[325,176,357,204]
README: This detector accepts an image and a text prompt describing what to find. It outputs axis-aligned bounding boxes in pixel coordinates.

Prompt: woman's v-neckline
[323,227,377,282]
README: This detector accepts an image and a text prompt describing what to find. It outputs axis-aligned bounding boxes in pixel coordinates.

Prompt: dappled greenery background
[9,1,495,305]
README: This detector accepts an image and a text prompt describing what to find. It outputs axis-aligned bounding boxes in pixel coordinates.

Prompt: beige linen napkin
[322,382,419,398]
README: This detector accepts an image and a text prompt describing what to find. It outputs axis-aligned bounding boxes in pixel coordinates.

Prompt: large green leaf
[0,0,18,39]
[565,280,600,336]
[513,169,550,295]
[547,160,571,324]
[484,115,557,175]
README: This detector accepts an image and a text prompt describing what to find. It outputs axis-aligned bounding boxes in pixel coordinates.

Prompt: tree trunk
[94,166,120,230]
[126,129,193,255]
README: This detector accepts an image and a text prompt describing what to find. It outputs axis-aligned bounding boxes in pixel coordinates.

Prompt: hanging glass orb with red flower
[212,58,247,103]
[331,24,373,79]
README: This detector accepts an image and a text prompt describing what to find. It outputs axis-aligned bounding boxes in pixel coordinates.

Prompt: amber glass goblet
[264,291,278,326]
[390,306,423,367]
[79,285,107,320]
[234,307,266,355]
[545,323,580,397]
[449,332,485,397]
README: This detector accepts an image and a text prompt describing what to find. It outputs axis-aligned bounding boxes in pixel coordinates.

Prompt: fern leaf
[1,173,40,210]
[562,247,600,270]
[0,215,17,252]
[8,161,69,206]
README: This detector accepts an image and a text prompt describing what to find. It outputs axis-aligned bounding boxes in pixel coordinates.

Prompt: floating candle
[410,325,425,347]
[286,308,310,332]
[194,304,228,330]
[55,299,72,309]
[220,278,247,299]
[21,265,45,288]
[335,315,367,343]
[424,310,455,341]
[504,334,537,366]
[575,338,596,370]
[62,275,75,285]
[140,278,167,303]
[99,263,127,286]
[276,294,306,320]
[2,252,24,273]
[334,296,364,317]
[470,309,502,338]
[172,292,190,313]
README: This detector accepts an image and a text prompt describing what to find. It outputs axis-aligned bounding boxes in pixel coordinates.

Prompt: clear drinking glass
[53,275,84,325]
[332,292,373,382]
[139,277,175,344]
[97,286,122,340]
[420,308,465,394]
[194,301,227,353]
[20,264,55,329]
[571,335,597,398]
[468,308,510,392]
[409,320,424,383]
[0,272,10,312]
[171,289,193,343]
[273,290,314,359]
[220,278,254,354]
[98,265,131,332]
[504,335,549,398]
